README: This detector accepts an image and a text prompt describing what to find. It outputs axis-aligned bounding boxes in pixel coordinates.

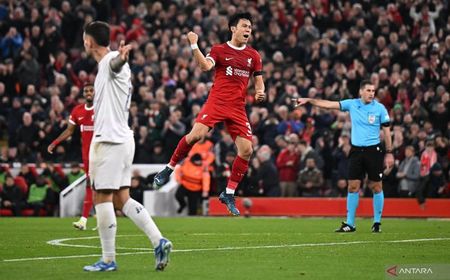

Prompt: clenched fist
[187,32,198,45]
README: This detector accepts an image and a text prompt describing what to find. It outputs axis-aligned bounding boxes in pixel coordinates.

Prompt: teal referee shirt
[339,99,390,147]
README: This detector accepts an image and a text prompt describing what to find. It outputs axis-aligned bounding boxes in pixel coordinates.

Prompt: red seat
[14,176,29,195]
[0,209,13,216]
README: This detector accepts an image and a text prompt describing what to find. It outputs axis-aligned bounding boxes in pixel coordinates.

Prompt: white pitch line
[3,237,450,263]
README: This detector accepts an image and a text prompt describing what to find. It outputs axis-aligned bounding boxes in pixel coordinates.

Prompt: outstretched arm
[110,40,132,73]
[187,32,214,72]
[47,122,76,154]
[294,98,340,110]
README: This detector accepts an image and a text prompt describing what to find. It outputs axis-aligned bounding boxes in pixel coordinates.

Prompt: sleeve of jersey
[380,106,391,126]
[69,109,77,125]
[253,52,263,76]
[205,46,217,66]
[107,51,119,75]
[339,99,352,112]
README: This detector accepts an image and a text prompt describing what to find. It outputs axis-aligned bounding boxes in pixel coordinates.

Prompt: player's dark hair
[84,21,110,47]
[359,79,373,90]
[228,12,252,31]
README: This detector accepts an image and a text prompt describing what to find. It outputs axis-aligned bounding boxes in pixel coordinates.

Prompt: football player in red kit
[153,12,265,216]
[48,84,95,229]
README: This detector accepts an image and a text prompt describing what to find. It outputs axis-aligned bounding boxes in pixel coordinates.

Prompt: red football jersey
[69,104,94,163]
[206,42,262,106]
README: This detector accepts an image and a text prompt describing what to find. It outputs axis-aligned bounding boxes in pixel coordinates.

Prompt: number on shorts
[245,122,252,136]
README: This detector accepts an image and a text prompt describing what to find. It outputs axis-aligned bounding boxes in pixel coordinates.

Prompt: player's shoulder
[212,43,227,51]
[341,98,357,104]
[71,104,84,114]
[245,45,259,53]
[373,100,387,110]
[245,45,261,56]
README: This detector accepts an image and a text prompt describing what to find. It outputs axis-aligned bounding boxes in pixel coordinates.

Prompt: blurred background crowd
[0,0,449,215]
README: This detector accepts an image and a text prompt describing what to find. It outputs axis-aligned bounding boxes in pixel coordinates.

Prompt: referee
[294,80,393,233]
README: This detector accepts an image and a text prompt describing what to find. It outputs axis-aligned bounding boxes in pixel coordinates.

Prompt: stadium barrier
[208,197,450,218]
[59,164,179,217]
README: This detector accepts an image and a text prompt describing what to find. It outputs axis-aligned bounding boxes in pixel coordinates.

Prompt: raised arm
[110,40,132,73]
[187,32,214,72]
[294,97,340,110]
[47,122,76,154]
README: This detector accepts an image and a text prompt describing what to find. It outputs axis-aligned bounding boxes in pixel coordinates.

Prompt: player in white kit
[82,21,172,272]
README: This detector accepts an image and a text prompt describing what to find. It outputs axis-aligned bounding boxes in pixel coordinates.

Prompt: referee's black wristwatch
[385,149,393,154]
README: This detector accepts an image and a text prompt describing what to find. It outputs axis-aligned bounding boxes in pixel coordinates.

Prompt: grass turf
[0,217,449,280]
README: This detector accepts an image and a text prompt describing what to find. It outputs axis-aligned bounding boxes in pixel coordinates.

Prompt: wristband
[385,150,393,154]
[52,140,60,146]
[190,43,199,50]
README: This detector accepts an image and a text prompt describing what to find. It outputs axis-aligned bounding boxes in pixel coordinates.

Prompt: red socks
[82,186,93,218]
[169,136,194,167]
[227,156,249,190]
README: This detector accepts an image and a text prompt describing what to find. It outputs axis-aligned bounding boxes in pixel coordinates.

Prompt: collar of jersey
[227,41,246,50]
[358,98,374,106]
[85,104,94,111]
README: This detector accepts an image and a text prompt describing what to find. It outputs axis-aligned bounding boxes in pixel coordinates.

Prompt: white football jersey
[93,51,133,143]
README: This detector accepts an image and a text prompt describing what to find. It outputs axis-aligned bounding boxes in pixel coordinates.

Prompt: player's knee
[370,182,383,193]
[186,131,204,144]
[238,145,253,160]
[347,181,360,193]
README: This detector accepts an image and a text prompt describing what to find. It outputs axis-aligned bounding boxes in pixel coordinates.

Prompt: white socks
[226,187,235,195]
[95,202,116,263]
[122,198,162,248]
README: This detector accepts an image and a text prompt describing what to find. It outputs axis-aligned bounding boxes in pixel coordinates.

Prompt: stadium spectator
[297,158,323,197]
[251,145,280,197]
[66,163,84,185]
[297,139,324,170]
[380,151,398,198]
[276,134,300,197]
[17,164,37,187]
[215,151,236,195]
[417,162,448,204]
[0,174,24,216]
[129,175,147,205]
[396,145,421,197]
[417,139,438,206]
[26,175,50,216]
[148,141,169,164]
[174,153,210,215]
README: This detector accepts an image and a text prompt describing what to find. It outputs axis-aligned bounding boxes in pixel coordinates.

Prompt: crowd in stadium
[0,0,449,212]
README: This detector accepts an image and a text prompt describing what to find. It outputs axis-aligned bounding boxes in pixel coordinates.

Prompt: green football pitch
[1,217,449,280]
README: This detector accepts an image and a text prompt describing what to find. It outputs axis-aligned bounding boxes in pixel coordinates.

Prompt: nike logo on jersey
[201,114,208,120]
[225,57,233,61]
[78,117,84,120]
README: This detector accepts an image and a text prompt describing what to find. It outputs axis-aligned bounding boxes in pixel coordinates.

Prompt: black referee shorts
[348,144,384,182]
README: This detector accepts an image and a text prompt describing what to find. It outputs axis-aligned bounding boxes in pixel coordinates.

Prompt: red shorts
[196,103,252,141]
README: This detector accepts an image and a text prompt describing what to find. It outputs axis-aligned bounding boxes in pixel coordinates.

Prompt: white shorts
[89,138,135,190]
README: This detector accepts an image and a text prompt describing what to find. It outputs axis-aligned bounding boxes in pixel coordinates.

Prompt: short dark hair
[228,12,252,31]
[84,21,110,47]
[360,79,373,89]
